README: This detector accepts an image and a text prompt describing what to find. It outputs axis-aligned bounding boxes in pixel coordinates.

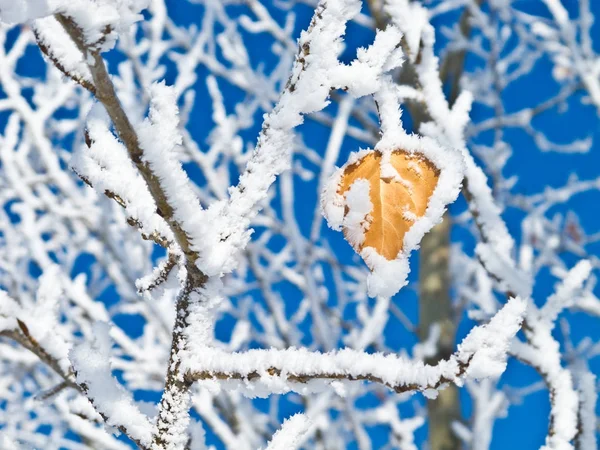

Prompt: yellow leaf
[339,150,439,260]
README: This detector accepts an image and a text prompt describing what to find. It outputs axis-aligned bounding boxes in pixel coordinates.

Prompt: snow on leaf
[322,135,463,299]
[337,149,439,261]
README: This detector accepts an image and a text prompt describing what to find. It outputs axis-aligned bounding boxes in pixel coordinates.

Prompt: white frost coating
[0,0,149,52]
[576,372,597,450]
[466,156,518,259]
[183,298,525,397]
[0,268,71,373]
[321,148,373,232]
[191,343,455,397]
[329,25,403,97]
[72,103,176,246]
[320,165,346,231]
[463,379,508,450]
[137,82,206,251]
[0,0,595,446]
[456,297,526,380]
[342,179,372,248]
[71,0,149,52]
[541,260,592,324]
[413,323,440,361]
[184,278,225,351]
[27,266,72,374]
[362,403,424,450]
[383,0,428,60]
[476,243,532,299]
[0,435,19,450]
[350,295,390,350]
[32,16,92,86]
[0,290,19,332]
[70,322,153,447]
[0,0,54,23]
[541,0,600,113]
[264,414,312,450]
[514,319,579,450]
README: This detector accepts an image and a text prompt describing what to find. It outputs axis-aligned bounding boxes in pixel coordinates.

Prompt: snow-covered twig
[186,297,525,396]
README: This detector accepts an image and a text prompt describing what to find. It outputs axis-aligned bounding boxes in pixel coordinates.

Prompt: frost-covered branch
[187,297,525,395]
[56,14,204,275]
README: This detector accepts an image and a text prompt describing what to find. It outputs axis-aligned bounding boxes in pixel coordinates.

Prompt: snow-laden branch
[73,103,175,249]
[70,322,154,449]
[34,13,203,293]
[0,276,143,448]
[539,260,592,325]
[0,268,72,379]
[381,1,531,301]
[185,297,525,396]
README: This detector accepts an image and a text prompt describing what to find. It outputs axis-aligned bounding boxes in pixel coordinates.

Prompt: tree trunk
[419,214,460,450]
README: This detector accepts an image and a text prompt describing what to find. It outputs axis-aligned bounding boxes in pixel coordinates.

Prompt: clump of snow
[329,25,403,97]
[70,322,153,447]
[457,297,526,380]
[321,148,373,233]
[32,16,93,86]
[383,0,429,61]
[137,82,209,256]
[320,168,346,231]
[342,179,372,248]
[0,0,54,24]
[0,0,149,52]
[361,249,411,298]
[264,414,312,450]
[0,290,19,333]
[72,102,177,247]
